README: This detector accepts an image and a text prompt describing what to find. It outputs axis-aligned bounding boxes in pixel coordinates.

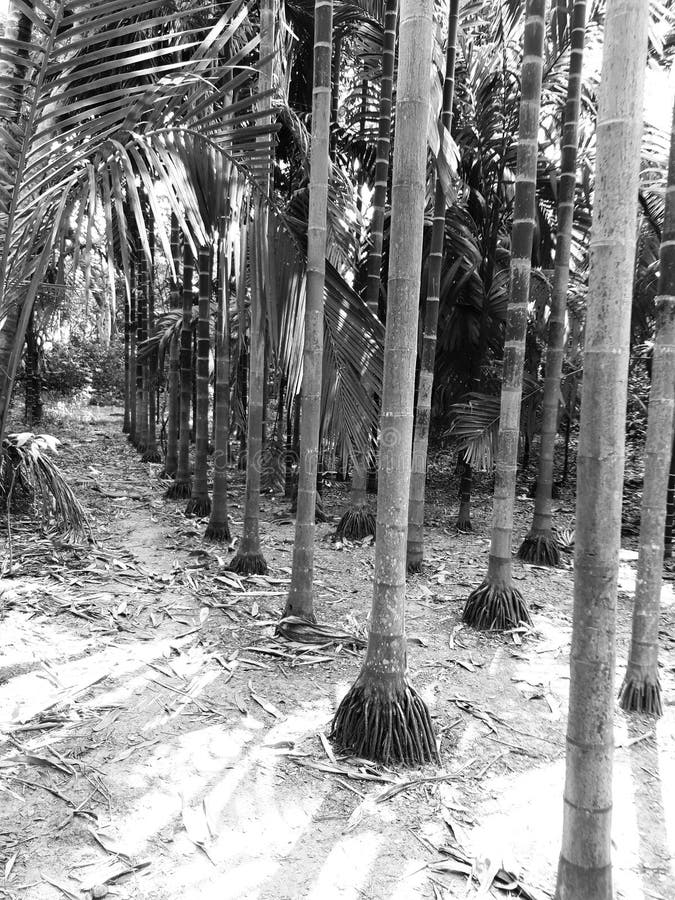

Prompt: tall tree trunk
[617,99,675,716]
[162,215,181,478]
[337,0,398,530]
[462,0,547,632]
[166,245,194,499]
[518,0,587,566]
[135,243,149,453]
[229,0,275,574]
[665,433,675,558]
[456,205,501,531]
[230,211,268,573]
[186,246,212,517]
[24,310,43,428]
[122,289,132,434]
[406,0,459,572]
[128,269,138,444]
[281,0,333,619]
[365,0,398,316]
[0,5,33,443]
[331,0,438,766]
[143,203,161,462]
[555,2,649,897]
[206,229,232,541]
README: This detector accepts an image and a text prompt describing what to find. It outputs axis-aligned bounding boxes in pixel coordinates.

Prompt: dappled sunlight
[100,698,341,897]
[307,831,384,898]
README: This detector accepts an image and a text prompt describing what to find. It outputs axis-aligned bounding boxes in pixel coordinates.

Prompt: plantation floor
[1,403,675,900]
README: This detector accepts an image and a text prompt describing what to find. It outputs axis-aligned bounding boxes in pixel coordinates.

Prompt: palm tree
[0,2,266,445]
[518,0,587,566]
[185,245,212,517]
[167,245,195,500]
[135,234,149,453]
[282,0,333,620]
[229,0,276,575]
[331,0,438,766]
[230,206,268,573]
[617,99,675,716]
[335,0,398,539]
[406,0,459,573]
[206,220,234,541]
[462,0,547,632]
[162,216,181,479]
[364,0,398,317]
[142,203,162,464]
[555,1,649,896]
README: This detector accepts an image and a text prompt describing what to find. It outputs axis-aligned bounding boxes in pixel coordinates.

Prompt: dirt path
[1,404,674,900]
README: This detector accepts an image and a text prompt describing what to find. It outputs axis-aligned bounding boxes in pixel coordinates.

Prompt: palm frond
[1,432,91,542]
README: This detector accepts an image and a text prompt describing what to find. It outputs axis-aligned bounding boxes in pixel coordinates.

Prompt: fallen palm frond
[0,433,91,542]
[276,615,366,648]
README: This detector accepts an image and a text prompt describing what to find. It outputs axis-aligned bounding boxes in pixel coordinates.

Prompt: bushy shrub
[42,337,125,403]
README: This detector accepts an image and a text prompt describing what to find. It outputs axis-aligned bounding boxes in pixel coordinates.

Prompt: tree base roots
[330,680,439,767]
[618,673,663,717]
[462,581,532,631]
[517,532,560,566]
[229,551,268,575]
[160,467,177,480]
[455,516,472,532]
[185,496,212,517]
[406,556,423,575]
[141,448,163,464]
[204,521,232,542]
[164,479,192,500]
[335,507,376,540]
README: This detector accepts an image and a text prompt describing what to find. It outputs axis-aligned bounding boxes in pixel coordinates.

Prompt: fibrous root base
[229,551,268,575]
[204,521,232,542]
[164,479,192,500]
[330,680,439,767]
[517,532,560,566]
[336,507,376,540]
[185,495,212,518]
[619,671,663,717]
[462,581,532,631]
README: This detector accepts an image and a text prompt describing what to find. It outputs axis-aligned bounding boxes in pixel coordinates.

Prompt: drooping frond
[1,432,90,542]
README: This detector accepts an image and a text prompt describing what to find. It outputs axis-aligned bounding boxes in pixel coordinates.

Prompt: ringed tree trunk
[617,97,675,716]
[281,0,333,619]
[142,206,161,463]
[331,0,438,766]
[128,271,138,443]
[518,0,587,566]
[555,2,649,897]
[365,0,398,317]
[456,205,501,531]
[229,207,268,573]
[135,244,149,453]
[122,287,132,434]
[462,0,546,632]
[406,0,459,573]
[162,215,181,478]
[337,0,398,530]
[24,310,43,428]
[230,0,275,574]
[185,245,212,517]
[665,433,675,558]
[206,227,232,542]
[166,244,194,499]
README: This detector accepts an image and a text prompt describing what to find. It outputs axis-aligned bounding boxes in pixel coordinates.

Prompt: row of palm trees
[2,2,673,896]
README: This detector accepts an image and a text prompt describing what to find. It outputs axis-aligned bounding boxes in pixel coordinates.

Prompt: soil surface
[1,403,674,900]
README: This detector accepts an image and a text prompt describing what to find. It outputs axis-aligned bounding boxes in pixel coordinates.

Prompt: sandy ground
[1,403,674,900]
